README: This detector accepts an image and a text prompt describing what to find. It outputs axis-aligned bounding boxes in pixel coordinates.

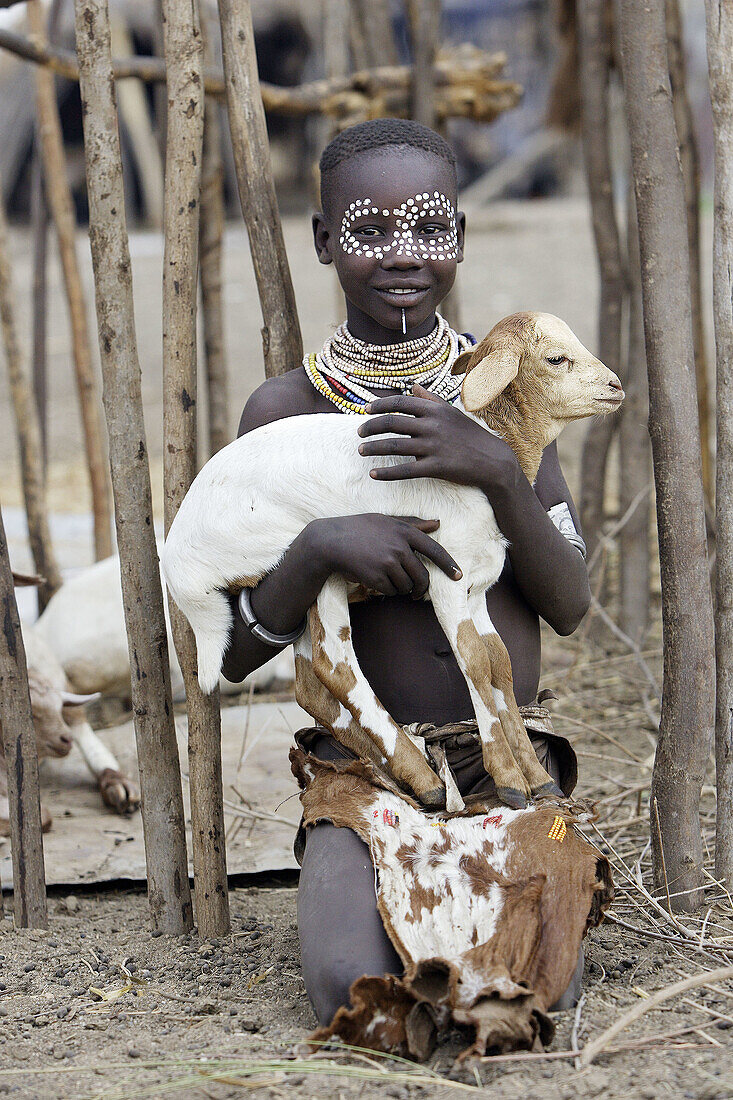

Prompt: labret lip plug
[401,308,407,335]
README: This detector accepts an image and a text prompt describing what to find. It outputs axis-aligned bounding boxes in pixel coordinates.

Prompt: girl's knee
[297,821,401,1025]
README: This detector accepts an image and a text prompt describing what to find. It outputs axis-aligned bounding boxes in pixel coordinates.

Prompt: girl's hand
[303,514,462,599]
[356,383,519,491]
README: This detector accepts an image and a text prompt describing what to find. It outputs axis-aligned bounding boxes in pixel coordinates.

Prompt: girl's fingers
[400,554,430,599]
[357,412,424,438]
[369,460,433,482]
[359,437,423,458]
[362,395,433,417]
[407,530,462,579]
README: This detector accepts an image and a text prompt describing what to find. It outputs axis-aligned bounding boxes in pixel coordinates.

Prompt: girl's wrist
[477,447,524,509]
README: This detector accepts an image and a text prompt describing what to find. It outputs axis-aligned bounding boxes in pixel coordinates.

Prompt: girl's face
[313,148,465,343]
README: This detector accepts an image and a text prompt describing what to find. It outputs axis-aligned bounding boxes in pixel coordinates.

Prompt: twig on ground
[579,965,733,1066]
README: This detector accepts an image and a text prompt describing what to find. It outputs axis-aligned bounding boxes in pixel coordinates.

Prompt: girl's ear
[456,211,466,264]
[313,212,334,266]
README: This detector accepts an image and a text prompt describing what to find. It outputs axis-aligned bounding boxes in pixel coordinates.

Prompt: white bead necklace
[305,316,473,414]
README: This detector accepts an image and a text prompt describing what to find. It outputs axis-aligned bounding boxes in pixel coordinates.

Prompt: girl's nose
[381,248,424,269]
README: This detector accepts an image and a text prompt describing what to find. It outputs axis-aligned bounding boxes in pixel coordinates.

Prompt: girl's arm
[481,441,590,636]
[357,391,590,635]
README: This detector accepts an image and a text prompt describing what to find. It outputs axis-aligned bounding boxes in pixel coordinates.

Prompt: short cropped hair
[319,118,457,213]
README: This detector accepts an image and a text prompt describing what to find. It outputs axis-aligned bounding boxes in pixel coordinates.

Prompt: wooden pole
[28,0,113,563]
[110,12,164,230]
[407,0,441,127]
[73,0,193,934]
[0,505,47,929]
[29,144,48,471]
[30,0,64,575]
[405,0,461,332]
[577,0,625,571]
[217,0,302,377]
[162,0,230,938]
[0,175,62,609]
[349,0,397,69]
[199,5,230,457]
[666,0,712,511]
[618,181,651,645]
[704,0,733,887]
[618,0,715,912]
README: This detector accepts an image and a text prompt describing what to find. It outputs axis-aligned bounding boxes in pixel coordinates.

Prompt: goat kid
[162,313,623,810]
[0,628,141,836]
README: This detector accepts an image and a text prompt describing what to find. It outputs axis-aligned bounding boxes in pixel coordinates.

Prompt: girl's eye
[420,223,448,236]
[355,225,384,237]
[546,355,568,366]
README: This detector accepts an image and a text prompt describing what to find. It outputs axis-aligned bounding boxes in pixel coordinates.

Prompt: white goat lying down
[162,313,623,809]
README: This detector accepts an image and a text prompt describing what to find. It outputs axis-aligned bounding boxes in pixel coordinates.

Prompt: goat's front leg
[468,588,562,799]
[63,707,141,814]
[303,575,445,809]
[428,568,530,808]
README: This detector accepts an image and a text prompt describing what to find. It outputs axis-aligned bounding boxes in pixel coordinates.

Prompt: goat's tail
[162,570,233,695]
[189,589,233,694]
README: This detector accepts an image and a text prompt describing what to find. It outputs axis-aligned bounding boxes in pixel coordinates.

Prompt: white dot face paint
[337,191,459,261]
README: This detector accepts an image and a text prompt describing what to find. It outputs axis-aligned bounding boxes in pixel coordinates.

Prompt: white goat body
[163,414,502,692]
[162,312,623,809]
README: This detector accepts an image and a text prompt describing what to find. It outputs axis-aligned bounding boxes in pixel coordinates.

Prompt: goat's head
[22,667,98,760]
[453,312,624,437]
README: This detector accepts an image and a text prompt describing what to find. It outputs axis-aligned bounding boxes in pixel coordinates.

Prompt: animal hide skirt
[290,710,613,1061]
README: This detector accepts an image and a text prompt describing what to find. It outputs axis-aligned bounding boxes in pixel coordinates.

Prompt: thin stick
[586,483,652,575]
[0,506,47,928]
[580,965,733,1066]
[571,991,586,1071]
[28,0,113,562]
[73,0,192,934]
[217,0,302,377]
[589,596,661,701]
[653,796,673,914]
[0,26,520,124]
[198,4,229,456]
[604,913,731,961]
[162,0,230,939]
[0,172,62,604]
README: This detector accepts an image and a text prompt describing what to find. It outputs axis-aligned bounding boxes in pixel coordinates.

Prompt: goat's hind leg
[305,576,445,809]
[468,589,562,799]
[429,569,530,808]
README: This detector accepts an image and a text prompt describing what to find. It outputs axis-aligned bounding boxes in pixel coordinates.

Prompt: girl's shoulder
[237,367,324,437]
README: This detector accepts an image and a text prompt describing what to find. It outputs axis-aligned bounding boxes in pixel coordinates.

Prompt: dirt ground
[1,202,730,1097]
[1,622,731,1099]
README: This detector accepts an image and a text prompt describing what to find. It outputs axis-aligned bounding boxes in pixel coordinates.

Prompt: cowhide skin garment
[291,746,613,1061]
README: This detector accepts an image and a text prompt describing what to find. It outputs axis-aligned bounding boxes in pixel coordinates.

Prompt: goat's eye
[545,355,568,366]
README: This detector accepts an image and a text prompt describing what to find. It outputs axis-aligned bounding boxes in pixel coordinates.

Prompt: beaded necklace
[304,316,473,415]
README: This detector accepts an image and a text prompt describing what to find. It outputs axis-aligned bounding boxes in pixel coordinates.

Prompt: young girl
[221,118,590,1024]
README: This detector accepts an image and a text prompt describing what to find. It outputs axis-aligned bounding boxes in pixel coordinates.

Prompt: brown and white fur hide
[292,748,613,1061]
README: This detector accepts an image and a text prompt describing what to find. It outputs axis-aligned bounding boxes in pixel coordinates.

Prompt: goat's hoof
[420,787,446,811]
[496,787,527,810]
[100,769,141,815]
[533,780,564,800]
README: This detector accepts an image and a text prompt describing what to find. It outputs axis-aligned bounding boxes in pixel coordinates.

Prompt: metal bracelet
[547,502,587,560]
[238,587,307,648]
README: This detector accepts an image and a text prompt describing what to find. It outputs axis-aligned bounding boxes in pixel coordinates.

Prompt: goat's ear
[461,351,520,412]
[450,350,473,376]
